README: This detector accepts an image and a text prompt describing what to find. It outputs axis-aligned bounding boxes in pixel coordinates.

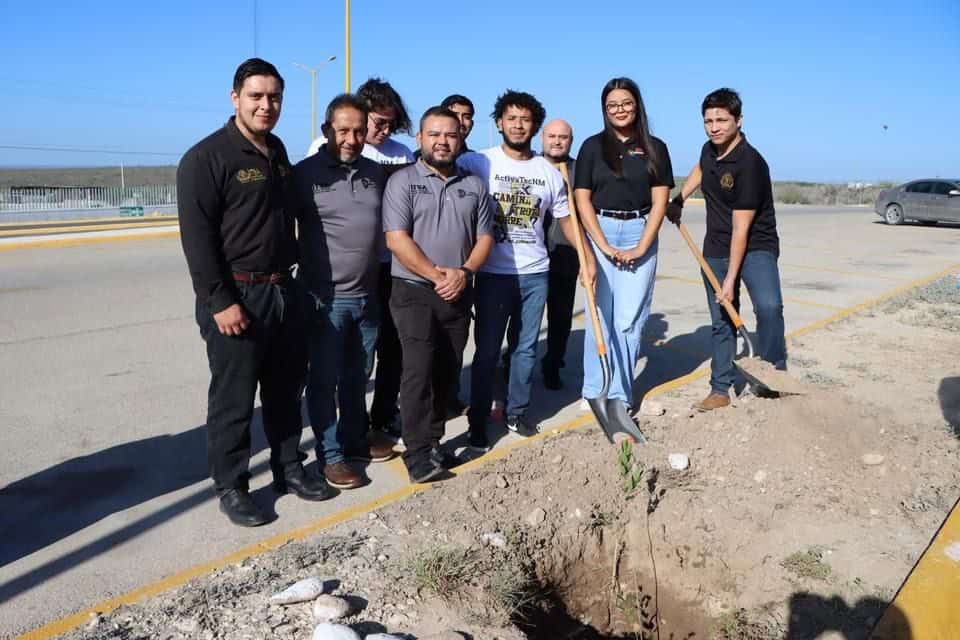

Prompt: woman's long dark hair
[600,77,660,182]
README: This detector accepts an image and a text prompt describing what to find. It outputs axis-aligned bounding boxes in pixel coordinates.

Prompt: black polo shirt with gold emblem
[700,135,779,258]
[574,133,674,211]
[177,117,300,313]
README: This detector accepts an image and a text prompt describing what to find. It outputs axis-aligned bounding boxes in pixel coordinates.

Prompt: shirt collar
[224,116,278,158]
[709,133,748,163]
[415,158,465,181]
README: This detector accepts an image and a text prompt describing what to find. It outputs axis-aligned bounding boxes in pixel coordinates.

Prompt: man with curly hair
[459,91,596,451]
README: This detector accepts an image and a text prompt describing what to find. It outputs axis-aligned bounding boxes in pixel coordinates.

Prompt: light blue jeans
[582,215,658,406]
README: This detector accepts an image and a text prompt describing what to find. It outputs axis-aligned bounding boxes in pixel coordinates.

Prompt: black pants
[370,264,403,426]
[543,245,580,371]
[196,279,307,495]
[390,279,471,467]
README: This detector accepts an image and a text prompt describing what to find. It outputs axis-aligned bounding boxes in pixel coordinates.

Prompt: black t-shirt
[574,133,674,211]
[700,136,779,258]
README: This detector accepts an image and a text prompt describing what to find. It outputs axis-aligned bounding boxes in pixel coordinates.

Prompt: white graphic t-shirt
[458,145,568,275]
[306,136,414,164]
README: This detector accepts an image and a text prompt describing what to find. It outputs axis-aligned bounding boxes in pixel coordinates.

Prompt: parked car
[875,179,960,225]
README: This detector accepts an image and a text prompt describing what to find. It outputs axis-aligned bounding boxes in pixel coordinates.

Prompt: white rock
[668,453,690,471]
[366,635,405,640]
[312,595,351,621]
[495,475,509,489]
[270,576,326,605]
[551,454,564,464]
[753,470,768,483]
[640,399,666,416]
[481,532,508,548]
[862,453,885,466]
[526,507,547,527]
[311,623,361,640]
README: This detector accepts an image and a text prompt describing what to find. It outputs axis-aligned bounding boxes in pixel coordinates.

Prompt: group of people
[177,58,786,528]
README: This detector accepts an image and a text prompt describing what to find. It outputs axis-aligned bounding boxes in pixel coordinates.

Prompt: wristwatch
[459,266,474,281]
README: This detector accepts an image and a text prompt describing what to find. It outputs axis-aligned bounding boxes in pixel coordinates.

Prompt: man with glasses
[307,78,414,443]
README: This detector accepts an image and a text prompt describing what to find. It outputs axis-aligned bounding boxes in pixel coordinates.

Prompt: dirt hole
[512,524,710,640]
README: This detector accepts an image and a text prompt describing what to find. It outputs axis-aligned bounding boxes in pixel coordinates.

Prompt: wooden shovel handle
[557,163,607,357]
[675,221,745,330]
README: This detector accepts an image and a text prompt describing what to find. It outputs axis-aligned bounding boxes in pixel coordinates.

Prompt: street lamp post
[293,56,337,142]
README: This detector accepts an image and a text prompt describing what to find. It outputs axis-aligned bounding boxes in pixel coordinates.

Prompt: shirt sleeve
[651,138,675,189]
[732,153,764,210]
[475,179,494,236]
[382,170,413,233]
[547,164,570,219]
[573,139,594,191]
[176,147,237,313]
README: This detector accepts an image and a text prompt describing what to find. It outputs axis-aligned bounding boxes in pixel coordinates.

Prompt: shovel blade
[606,398,647,444]
[735,357,807,397]
[586,396,616,443]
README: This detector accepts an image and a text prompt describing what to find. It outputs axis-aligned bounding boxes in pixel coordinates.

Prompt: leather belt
[598,208,649,220]
[232,271,288,284]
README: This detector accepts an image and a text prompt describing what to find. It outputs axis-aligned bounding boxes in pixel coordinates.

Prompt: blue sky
[5,0,958,182]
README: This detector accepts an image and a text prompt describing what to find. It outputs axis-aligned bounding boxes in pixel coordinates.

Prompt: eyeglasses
[368,114,394,131]
[605,100,636,114]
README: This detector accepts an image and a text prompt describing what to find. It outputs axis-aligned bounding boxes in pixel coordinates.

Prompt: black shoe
[467,428,490,453]
[542,365,562,390]
[407,457,446,484]
[506,414,539,437]
[430,447,462,469]
[218,489,270,527]
[273,466,337,502]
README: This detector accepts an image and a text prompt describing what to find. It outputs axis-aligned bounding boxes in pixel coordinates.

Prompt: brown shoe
[345,434,397,463]
[694,392,730,412]
[323,461,366,489]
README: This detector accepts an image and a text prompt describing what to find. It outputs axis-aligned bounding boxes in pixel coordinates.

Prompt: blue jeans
[703,250,787,394]
[305,293,379,465]
[469,272,549,426]
[583,215,658,406]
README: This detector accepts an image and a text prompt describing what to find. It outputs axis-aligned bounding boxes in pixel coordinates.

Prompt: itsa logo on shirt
[491,174,544,244]
[409,184,430,196]
[313,183,335,194]
[236,168,267,184]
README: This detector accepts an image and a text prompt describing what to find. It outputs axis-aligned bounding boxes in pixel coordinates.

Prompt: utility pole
[293,56,337,142]
[344,0,351,92]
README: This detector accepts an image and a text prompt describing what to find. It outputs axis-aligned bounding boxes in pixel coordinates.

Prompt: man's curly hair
[491,90,546,135]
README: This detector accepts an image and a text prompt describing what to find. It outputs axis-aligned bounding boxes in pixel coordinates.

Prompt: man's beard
[422,150,455,170]
[501,131,532,153]
[543,151,569,163]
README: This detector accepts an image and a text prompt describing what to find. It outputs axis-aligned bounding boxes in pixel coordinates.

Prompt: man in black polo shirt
[668,87,786,411]
[178,58,334,527]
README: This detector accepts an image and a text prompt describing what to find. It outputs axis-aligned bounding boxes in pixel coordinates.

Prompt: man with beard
[178,58,334,528]
[294,94,397,492]
[382,106,494,483]
[459,91,596,451]
[539,119,578,390]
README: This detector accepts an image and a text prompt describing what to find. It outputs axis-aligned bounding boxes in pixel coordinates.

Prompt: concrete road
[0,205,957,638]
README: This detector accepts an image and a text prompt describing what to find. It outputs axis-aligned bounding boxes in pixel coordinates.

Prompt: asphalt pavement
[0,204,958,638]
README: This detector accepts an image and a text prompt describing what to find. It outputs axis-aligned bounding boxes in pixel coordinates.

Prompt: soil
[64,274,960,640]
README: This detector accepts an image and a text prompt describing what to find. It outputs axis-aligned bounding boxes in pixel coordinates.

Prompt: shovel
[674,221,805,396]
[557,163,648,443]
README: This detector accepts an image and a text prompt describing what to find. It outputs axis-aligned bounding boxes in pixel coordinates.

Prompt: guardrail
[0,185,176,213]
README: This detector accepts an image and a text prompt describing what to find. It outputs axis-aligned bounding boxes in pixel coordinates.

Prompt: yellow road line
[15,261,960,640]
[0,230,180,252]
[0,221,177,238]
[872,498,960,639]
[0,215,177,229]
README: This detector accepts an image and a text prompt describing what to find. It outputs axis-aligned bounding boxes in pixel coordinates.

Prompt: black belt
[598,208,649,220]
[394,277,434,289]
[233,271,288,284]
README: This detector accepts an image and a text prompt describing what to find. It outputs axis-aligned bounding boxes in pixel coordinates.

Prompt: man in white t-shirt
[306,78,414,442]
[459,90,595,450]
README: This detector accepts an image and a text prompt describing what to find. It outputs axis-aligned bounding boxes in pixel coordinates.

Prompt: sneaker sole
[410,466,446,484]
[324,477,367,489]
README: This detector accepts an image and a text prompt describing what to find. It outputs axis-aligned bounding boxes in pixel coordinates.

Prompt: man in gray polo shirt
[294,94,397,492]
[383,106,494,484]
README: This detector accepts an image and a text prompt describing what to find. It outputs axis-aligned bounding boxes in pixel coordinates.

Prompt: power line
[0,144,180,157]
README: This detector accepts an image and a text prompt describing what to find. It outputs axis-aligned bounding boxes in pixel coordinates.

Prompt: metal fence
[0,185,177,212]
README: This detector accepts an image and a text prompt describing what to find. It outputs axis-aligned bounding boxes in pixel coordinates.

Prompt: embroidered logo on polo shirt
[626,147,646,157]
[409,184,429,195]
[236,168,267,184]
[720,172,735,191]
[313,183,335,194]
[277,164,290,178]
[456,188,477,199]
[360,177,377,190]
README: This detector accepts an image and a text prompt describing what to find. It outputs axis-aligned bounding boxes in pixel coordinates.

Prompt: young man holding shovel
[668,88,786,411]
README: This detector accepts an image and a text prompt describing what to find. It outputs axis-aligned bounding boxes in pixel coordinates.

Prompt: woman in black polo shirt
[573,77,673,413]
